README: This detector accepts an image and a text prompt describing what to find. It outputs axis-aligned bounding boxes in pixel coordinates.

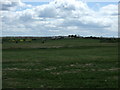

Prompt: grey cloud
[0,1,18,11]
[0,0,32,11]
[38,6,57,18]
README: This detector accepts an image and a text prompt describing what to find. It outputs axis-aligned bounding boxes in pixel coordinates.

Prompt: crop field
[2,37,119,88]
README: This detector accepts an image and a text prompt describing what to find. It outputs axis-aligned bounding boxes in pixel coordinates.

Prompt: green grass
[2,38,119,88]
[2,38,117,49]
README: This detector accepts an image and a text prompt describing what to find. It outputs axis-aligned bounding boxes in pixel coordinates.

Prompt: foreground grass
[2,38,119,88]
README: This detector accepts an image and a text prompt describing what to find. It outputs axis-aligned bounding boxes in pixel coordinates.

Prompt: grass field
[2,38,119,88]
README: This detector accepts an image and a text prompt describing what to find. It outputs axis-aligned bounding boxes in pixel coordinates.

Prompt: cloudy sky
[0,0,118,37]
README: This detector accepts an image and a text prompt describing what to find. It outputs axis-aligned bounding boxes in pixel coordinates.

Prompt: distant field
[2,38,119,88]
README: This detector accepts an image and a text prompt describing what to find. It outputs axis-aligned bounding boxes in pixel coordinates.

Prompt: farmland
[2,37,119,88]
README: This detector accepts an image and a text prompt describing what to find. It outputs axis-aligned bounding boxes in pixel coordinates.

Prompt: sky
[0,0,119,37]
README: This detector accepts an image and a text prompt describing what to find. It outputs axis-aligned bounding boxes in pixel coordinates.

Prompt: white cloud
[99,4,118,16]
[1,0,118,37]
[0,0,32,11]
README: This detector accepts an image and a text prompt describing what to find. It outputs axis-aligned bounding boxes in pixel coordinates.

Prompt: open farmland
[2,37,119,88]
